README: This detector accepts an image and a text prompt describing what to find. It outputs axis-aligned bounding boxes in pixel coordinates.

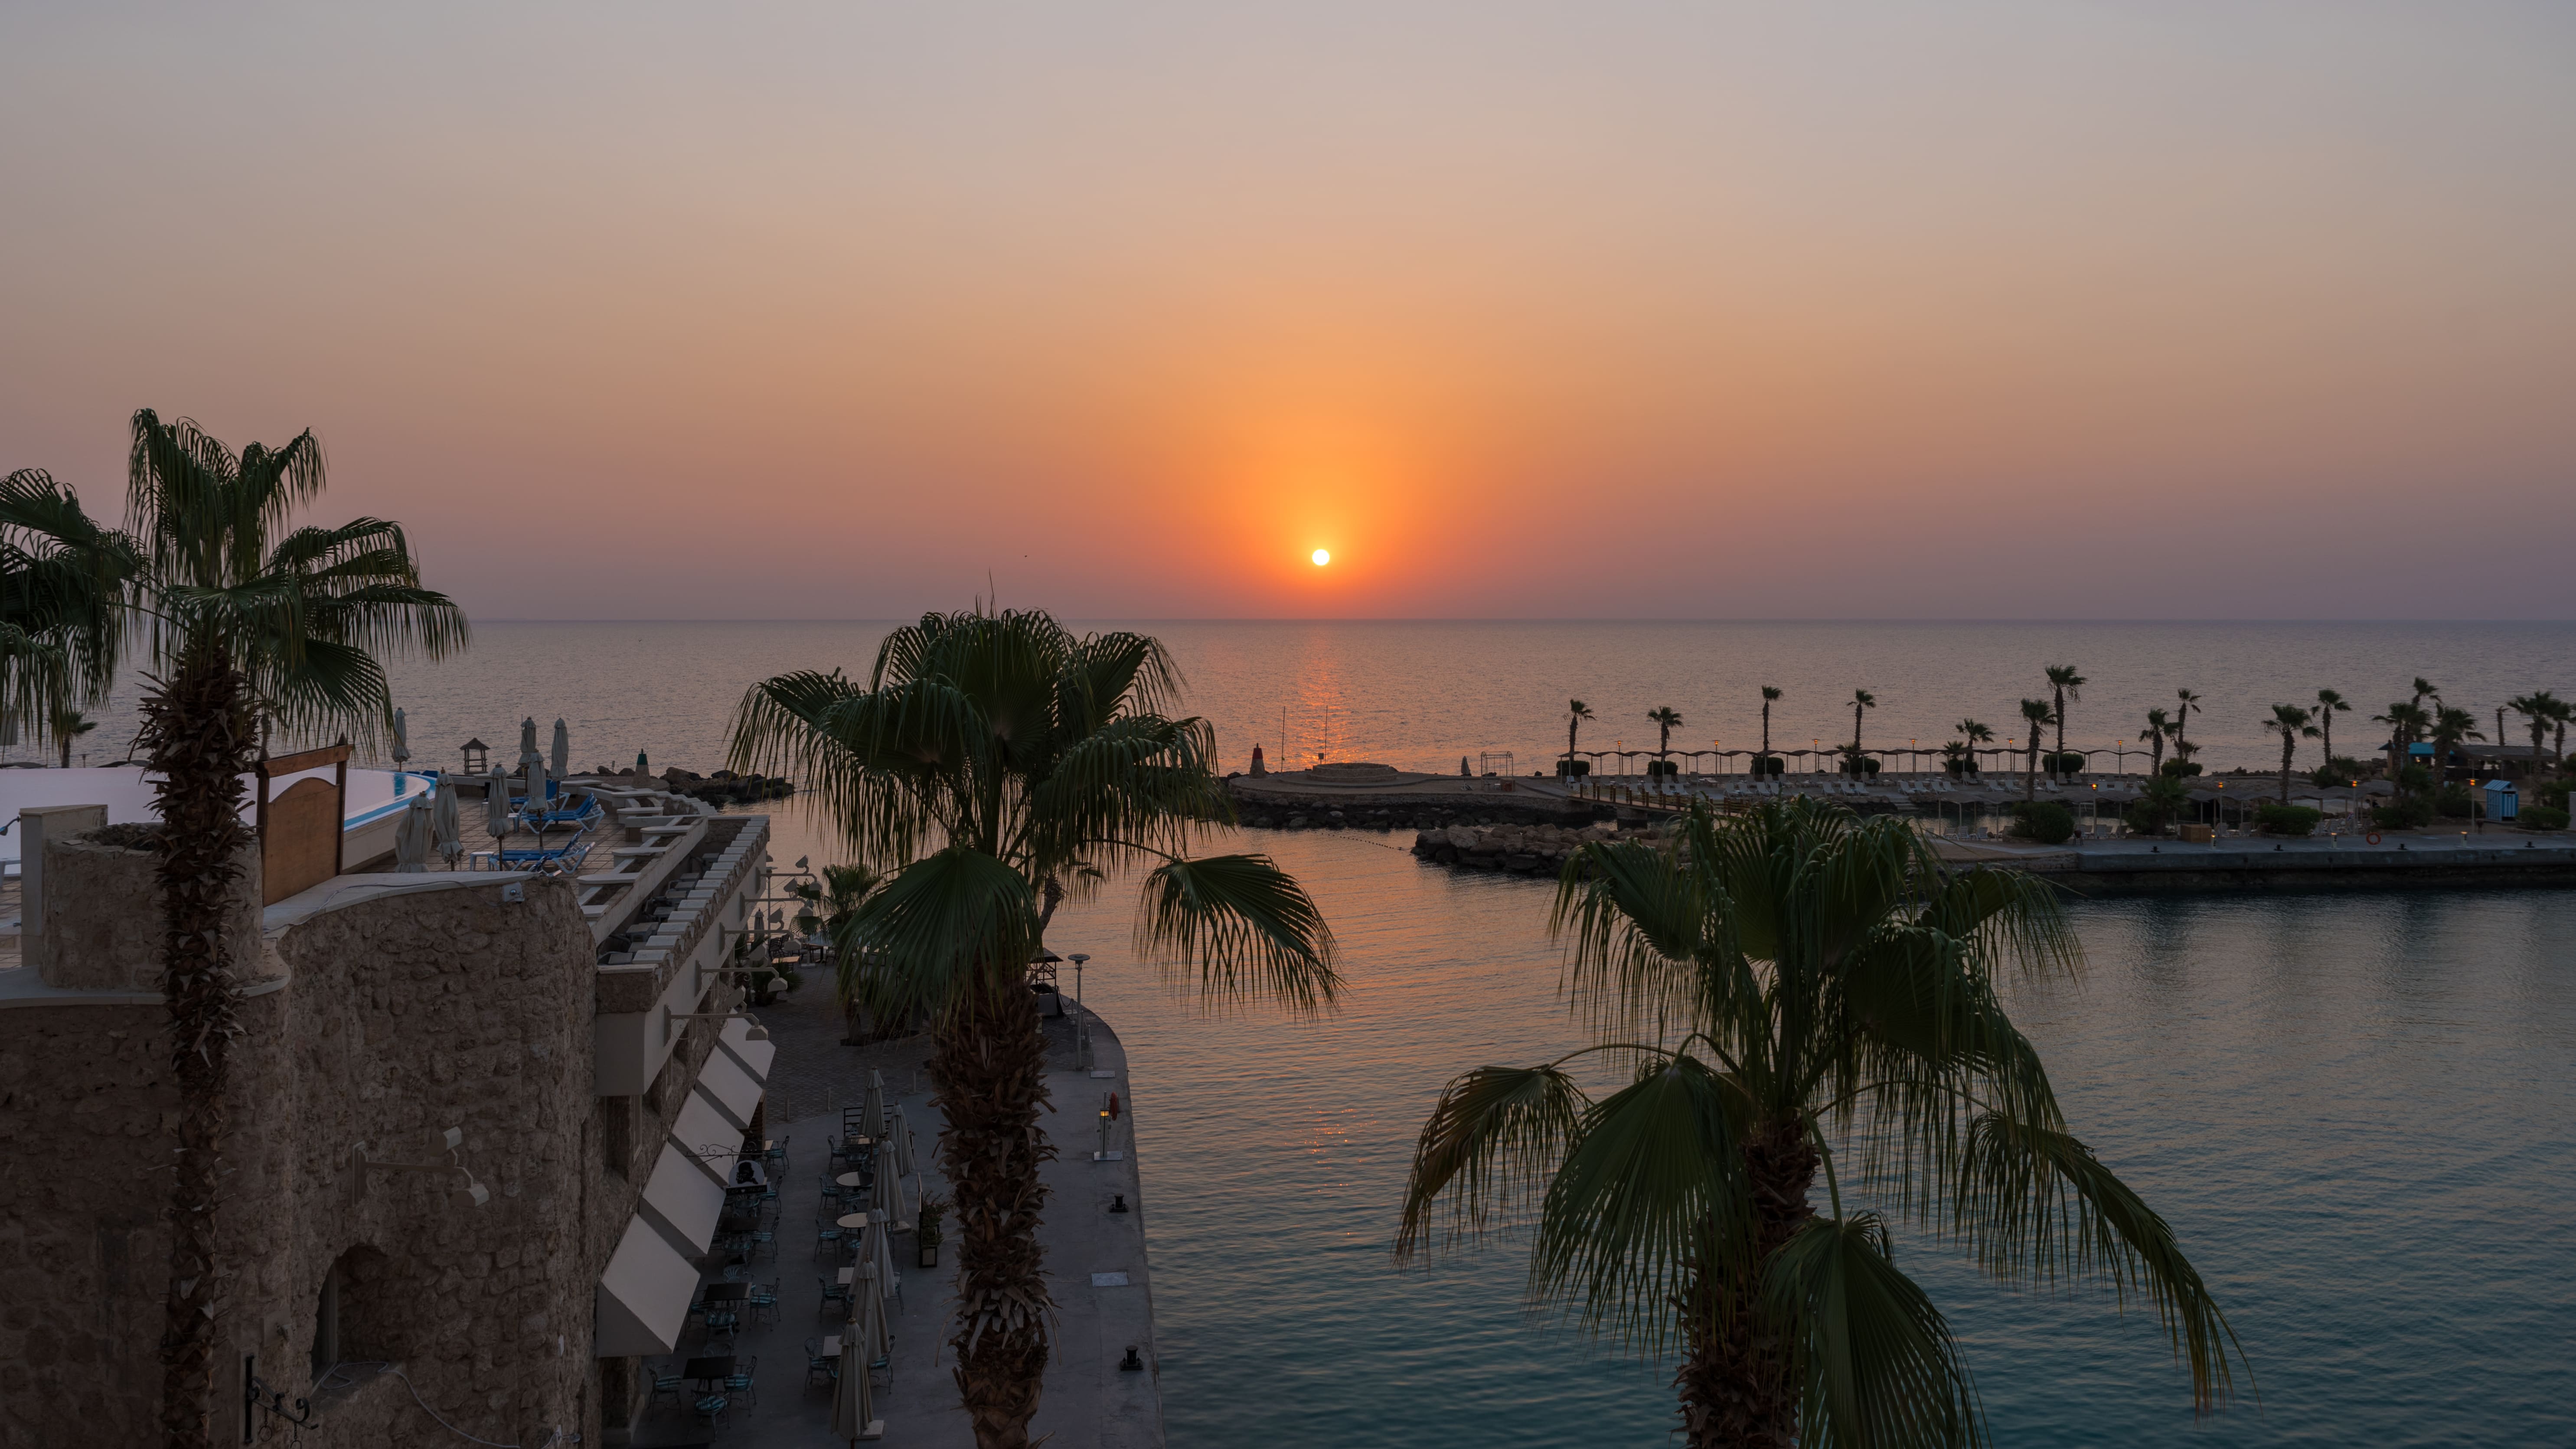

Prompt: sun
[1311,548,1331,567]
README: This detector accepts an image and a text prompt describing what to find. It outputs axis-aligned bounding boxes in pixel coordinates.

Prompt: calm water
[38,620,2576,1442]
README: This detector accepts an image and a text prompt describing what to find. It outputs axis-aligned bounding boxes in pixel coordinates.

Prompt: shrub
[2435,786,2472,819]
[1837,756,1881,776]
[2519,804,2569,831]
[2397,764,2434,791]
[2370,796,2435,830]
[1558,760,1591,779]
[1752,755,1784,778]
[2122,777,2190,836]
[2537,779,2571,810]
[1646,759,1678,778]
[2009,800,2077,845]
[2255,803,2323,837]
[2041,751,2086,776]
[2161,760,2203,778]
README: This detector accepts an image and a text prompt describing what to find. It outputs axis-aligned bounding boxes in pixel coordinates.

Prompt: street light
[1070,952,1092,1070]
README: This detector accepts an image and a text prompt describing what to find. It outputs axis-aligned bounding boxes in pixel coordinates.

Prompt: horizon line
[453,615,2576,626]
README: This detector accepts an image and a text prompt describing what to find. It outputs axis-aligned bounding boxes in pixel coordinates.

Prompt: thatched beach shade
[394,793,433,873]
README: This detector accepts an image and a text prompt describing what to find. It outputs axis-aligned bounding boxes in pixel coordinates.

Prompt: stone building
[0,782,778,1446]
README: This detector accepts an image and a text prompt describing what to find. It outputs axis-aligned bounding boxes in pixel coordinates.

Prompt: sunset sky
[4,3,2572,620]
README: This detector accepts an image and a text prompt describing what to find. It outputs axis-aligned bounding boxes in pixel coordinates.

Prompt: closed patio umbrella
[431,778,463,868]
[517,716,545,802]
[832,1268,884,1442]
[863,1069,887,1142]
[890,1105,916,1181]
[393,793,433,873]
[390,706,411,768]
[485,767,513,838]
[550,718,569,783]
[870,1145,911,1232]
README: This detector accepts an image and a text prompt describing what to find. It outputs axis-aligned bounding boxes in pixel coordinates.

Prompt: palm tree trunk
[142,639,258,1449]
[931,979,1057,1449]
[2280,739,2293,803]
[2052,690,2066,782]
[2025,738,2038,801]
[1674,1122,1816,1449]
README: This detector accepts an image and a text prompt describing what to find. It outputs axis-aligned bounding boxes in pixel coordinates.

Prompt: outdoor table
[701,1283,750,1306]
[835,1172,867,1189]
[836,1212,875,1231]
[682,1356,735,1392]
[822,1335,842,1359]
[837,1266,855,1287]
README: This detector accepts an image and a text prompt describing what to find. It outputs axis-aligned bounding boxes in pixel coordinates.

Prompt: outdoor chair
[746,1227,777,1261]
[819,1275,851,1316]
[764,1136,789,1171]
[704,1308,741,1344]
[814,1224,843,1260]
[806,1339,838,1387]
[647,1361,683,1413]
[724,1355,759,1409]
[692,1394,728,1428]
[749,1279,782,1325]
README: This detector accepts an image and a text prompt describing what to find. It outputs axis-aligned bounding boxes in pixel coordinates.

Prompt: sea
[30,619,2576,1445]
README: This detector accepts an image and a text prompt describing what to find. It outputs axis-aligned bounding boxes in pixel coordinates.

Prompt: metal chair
[805,1338,838,1388]
[692,1393,729,1428]
[723,1355,758,1409]
[749,1279,781,1325]
[646,1360,683,1413]
[818,1274,852,1317]
[764,1135,790,1171]
[703,1308,741,1345]
[814,1224,843,1260]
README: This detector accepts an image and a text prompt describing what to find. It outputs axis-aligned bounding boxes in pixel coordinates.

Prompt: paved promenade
[628,988,1163,1448]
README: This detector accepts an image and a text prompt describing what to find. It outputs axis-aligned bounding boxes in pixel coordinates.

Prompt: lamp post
[1070,952,1092,1069]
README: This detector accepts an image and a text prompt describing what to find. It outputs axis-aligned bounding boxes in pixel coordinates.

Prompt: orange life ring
[2365,832,2382,845]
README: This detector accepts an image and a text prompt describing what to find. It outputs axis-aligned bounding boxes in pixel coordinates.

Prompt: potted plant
[916,1193,945,1268]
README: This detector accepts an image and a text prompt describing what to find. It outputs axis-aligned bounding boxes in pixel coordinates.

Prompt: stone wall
[0,871,599,1448]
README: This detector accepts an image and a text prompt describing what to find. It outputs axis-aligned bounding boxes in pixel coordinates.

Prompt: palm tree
[2261,704,2319,803]
[2313,689,2351,774]
[729,608,1339,1449]
[2172,689,2202,766]
[1567,698,1596,777]
[121,409,465,1447]
[2429,705,2483,774]
[1953,717,1992,776]
[2548,696,2572,773]
[1647,706,1684,777]
[2044,664,2085,780]
[2142,707,2172,777]
[1397,800,2236,1446]
[2411,676,2441,712]
[2019,698,2055,801]
[1758,685,1783,774]
[2373,700,2429,780]
[2506,694,2557,780]
[1846,689,1876,776]
[0,467,136,752]
[48,705,97,767]
[791,863,886,1042]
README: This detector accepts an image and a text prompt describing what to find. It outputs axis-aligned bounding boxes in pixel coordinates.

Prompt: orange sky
[4,3,2573,619]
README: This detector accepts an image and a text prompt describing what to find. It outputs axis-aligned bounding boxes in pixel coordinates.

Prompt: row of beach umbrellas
[392,713,573,871]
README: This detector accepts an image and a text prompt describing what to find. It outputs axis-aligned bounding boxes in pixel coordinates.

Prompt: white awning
[668,1079,737,1163]
[640,1140,724,1253]
[594,1215,699,1357]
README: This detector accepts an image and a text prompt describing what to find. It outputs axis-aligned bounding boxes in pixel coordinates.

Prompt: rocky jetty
[584,765,796,806]
[1410,819,1665,875]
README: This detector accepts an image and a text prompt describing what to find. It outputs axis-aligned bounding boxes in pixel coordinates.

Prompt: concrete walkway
[628,1002,1163,1448]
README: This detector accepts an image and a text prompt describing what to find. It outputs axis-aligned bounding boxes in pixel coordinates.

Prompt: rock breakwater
[1409,819,1666,875]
